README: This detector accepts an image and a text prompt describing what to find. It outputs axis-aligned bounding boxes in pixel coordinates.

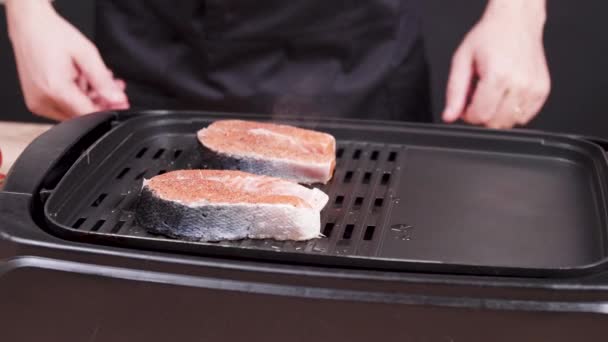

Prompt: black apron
[95,0,431,122]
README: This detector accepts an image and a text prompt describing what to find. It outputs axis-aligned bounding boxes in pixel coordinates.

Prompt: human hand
[442,0,550,129]
[76,72,127,110]
[6,0,129,121]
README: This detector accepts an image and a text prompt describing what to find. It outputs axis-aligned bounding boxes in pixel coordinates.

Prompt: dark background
[1,1,607,137]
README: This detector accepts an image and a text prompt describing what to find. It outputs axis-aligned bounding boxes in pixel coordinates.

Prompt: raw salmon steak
[197,120,336,184]
[135,170,329,241]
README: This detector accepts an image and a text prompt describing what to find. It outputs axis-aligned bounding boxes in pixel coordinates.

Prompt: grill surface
[55,136,403,257]
[43,112,608,276]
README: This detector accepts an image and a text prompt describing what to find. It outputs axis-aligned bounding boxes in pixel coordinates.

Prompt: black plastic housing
[2,111,608,341]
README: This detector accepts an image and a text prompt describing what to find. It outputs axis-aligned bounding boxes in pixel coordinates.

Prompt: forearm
[2,0,53,5]
[4,0,54,14]
[483,0,547,36]
[4,0,55,42]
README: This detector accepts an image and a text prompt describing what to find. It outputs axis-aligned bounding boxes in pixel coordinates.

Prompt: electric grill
[2,110,608,341]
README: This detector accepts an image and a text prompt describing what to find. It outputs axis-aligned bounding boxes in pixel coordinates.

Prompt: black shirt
[95,0,431,121]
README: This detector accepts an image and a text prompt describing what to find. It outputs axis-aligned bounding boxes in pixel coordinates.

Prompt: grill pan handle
[3,112,116,195]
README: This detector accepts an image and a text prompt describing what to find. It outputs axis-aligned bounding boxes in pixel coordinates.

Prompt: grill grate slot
[117,168,130,179]
[111,220,126,234]
[362,172,372,184]
[153,148,165,159]
[381,173,391,185]
[323,223,335,237]
[334,195,344,208]
[343,171,353,183]
[91,193,107,207]
[91,219,105,232]
[336,148,344,158]
[173,149,183,159]
[353,197,364,209]
[342,224,355,239]
[364,225,376,240]
[136,148,148,158]
[115,195,126,208]
[72,218,86,229]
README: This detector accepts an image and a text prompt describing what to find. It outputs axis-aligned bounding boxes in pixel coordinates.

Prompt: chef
[5,0,550,129]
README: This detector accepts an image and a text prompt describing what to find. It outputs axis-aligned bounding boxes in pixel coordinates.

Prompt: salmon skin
[197,120,336,184]
[135,170,329,241]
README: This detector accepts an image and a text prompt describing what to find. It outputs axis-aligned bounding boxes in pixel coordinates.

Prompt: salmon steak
[135,170,329,241]
[197,120,336,184]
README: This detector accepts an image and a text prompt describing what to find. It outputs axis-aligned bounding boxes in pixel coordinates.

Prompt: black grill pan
[41,111,608,277]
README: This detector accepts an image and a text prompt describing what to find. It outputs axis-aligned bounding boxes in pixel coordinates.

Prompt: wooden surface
[0,121,53,175]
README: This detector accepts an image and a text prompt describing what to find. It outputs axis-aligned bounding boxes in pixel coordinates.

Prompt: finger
[53,82,100,116]
[486,89,522,129]
[75,66,119,95]
[72,45,127,105]
[114,78,126,91]
[516,86,550,126]
[107,101,130,110]
[87,89,100,100]
[517,98,544,126]
[76,74,88,93]
[88,88,129,110]
[463,77,506,125]
[442,47,474,122]
[94,98,130,111]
